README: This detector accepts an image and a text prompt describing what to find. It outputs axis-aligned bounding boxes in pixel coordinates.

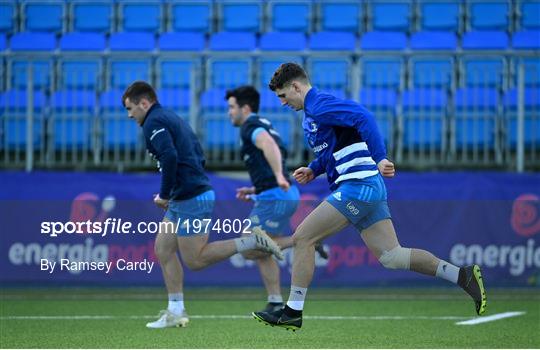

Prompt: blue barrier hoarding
[1,171,539,287]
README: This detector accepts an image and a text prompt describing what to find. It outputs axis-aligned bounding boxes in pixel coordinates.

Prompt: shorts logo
[265,220,279,228]
[333,192,342,201]
[346,201,360,216]
[250,215,260,224]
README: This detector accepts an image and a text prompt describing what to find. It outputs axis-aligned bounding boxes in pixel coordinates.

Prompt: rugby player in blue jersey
[122,81,283,329]
[252,63,487,331]
[226,86,328,313]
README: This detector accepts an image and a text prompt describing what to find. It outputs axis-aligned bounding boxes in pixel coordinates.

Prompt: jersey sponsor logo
[313,142,328,153]
[346,201,360,216]
[332,192,342,201]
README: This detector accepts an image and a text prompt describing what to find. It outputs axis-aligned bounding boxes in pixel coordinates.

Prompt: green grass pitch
[1,288,538,348]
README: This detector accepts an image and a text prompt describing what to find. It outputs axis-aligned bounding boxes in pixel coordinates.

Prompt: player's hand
[236,186,256,202]
[293,167,315,185]
[275,173,290,191]
[153,194,169,209]
[378,159,395,178]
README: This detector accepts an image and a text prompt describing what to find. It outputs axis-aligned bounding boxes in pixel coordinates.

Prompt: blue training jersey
[142,103,212,200]
[303,88,387,191]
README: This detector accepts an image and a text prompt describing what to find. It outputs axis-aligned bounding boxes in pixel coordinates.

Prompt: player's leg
[253,201,349,330]
[146,217,188,329]
[361,217,486,315]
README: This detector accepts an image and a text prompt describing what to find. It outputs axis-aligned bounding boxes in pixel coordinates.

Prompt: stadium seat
[318,1,362,33]
[22,0,64,32]
[219,1,261,32]
[207,59,252,89]
[200,88,238,149]
[157,60,197,89]
[50,90,96,150]
[159,32,206,51]
[108,32,154,90]
[519,0,540,30]
[361,31,407,50]
[9,33,56,90]
[418,0,460,32]
[269,0,311,32]
[402,89,447,150]
[209,32,257,51]
[118,0,162,32]
[467,0,510,31]
[169,0,212,32]
[71,0,113,33]
[309,31,356,51]
[0,34,5,50]
[0,0,16,33]
[308,58,351,95]
[370,1,411,32]
[157,33,204,90]
[462,57,506,88]
[0,90,46,149]
[503,88,540,148]
[462,31,509,50]
[159,88,191,117]
[259,32,306,51]
[454,88,499,149]
[410,57,455,89]
[410,31,457,51]
[100,90,141,149]
[512,30,540,50]
[59,33,105,90]
[360,57,404,89]
[359,88,397,148]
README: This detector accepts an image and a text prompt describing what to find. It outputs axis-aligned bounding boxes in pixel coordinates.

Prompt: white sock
[286,285,307,311]
[435,260,460,284]
[168,293,184,314]
[268,294,283,303]
[234,236,256,252]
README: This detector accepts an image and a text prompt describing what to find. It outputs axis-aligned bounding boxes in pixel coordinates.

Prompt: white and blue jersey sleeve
[303,88,387,190]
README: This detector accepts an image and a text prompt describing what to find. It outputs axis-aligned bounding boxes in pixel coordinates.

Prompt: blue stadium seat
[319,1,362,33]
[0,1,16,33]
[309,31,356,51]
[169,1,212,32]
[402,89,447,149]
[159,32,206,51]
[71,1,113,33]
[269,0,311,32]
[23,0,64,32]
[100,90,141,149]
[467,0,509,31]
[370,1,411,32]
[504,88,540,147]
[50,90,96,149]
[200,88,239,149]
[410,58,454,88]
[209,32,256,51]
[512,32,540,87]
[10,32,56,51]
[157,60,196,89]
[462,31,509,50]
[119,0,162,32]
[260,32,306,51]
[454,88,499,149]
[220,1,261,32]
[59,33,105,90]
[512,30,540,49]
[410,31,457,50]
[519,1,540,30]
[418,1,460,31]
[9,33,55,90]
[0,34,6,50]
[361,31,407,50]
[462,57,506,88]
[207,59,252,89]
[159,88,191,117]
[360,57,404,89]
[1,90,46,149]
[359,88,397,147]
[9,60,52,91]
[109,32,154,90]
[308,58,351,94]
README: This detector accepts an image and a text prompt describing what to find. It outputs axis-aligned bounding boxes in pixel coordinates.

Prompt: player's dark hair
[225,85,260,113]
[268,62,309,91]
[122,81,158,107]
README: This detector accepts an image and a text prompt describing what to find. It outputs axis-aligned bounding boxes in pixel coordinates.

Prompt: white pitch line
[455,311,526,325]
[1,314,467,321]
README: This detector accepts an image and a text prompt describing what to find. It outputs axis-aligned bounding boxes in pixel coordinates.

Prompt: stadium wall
[1,170,539,287]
